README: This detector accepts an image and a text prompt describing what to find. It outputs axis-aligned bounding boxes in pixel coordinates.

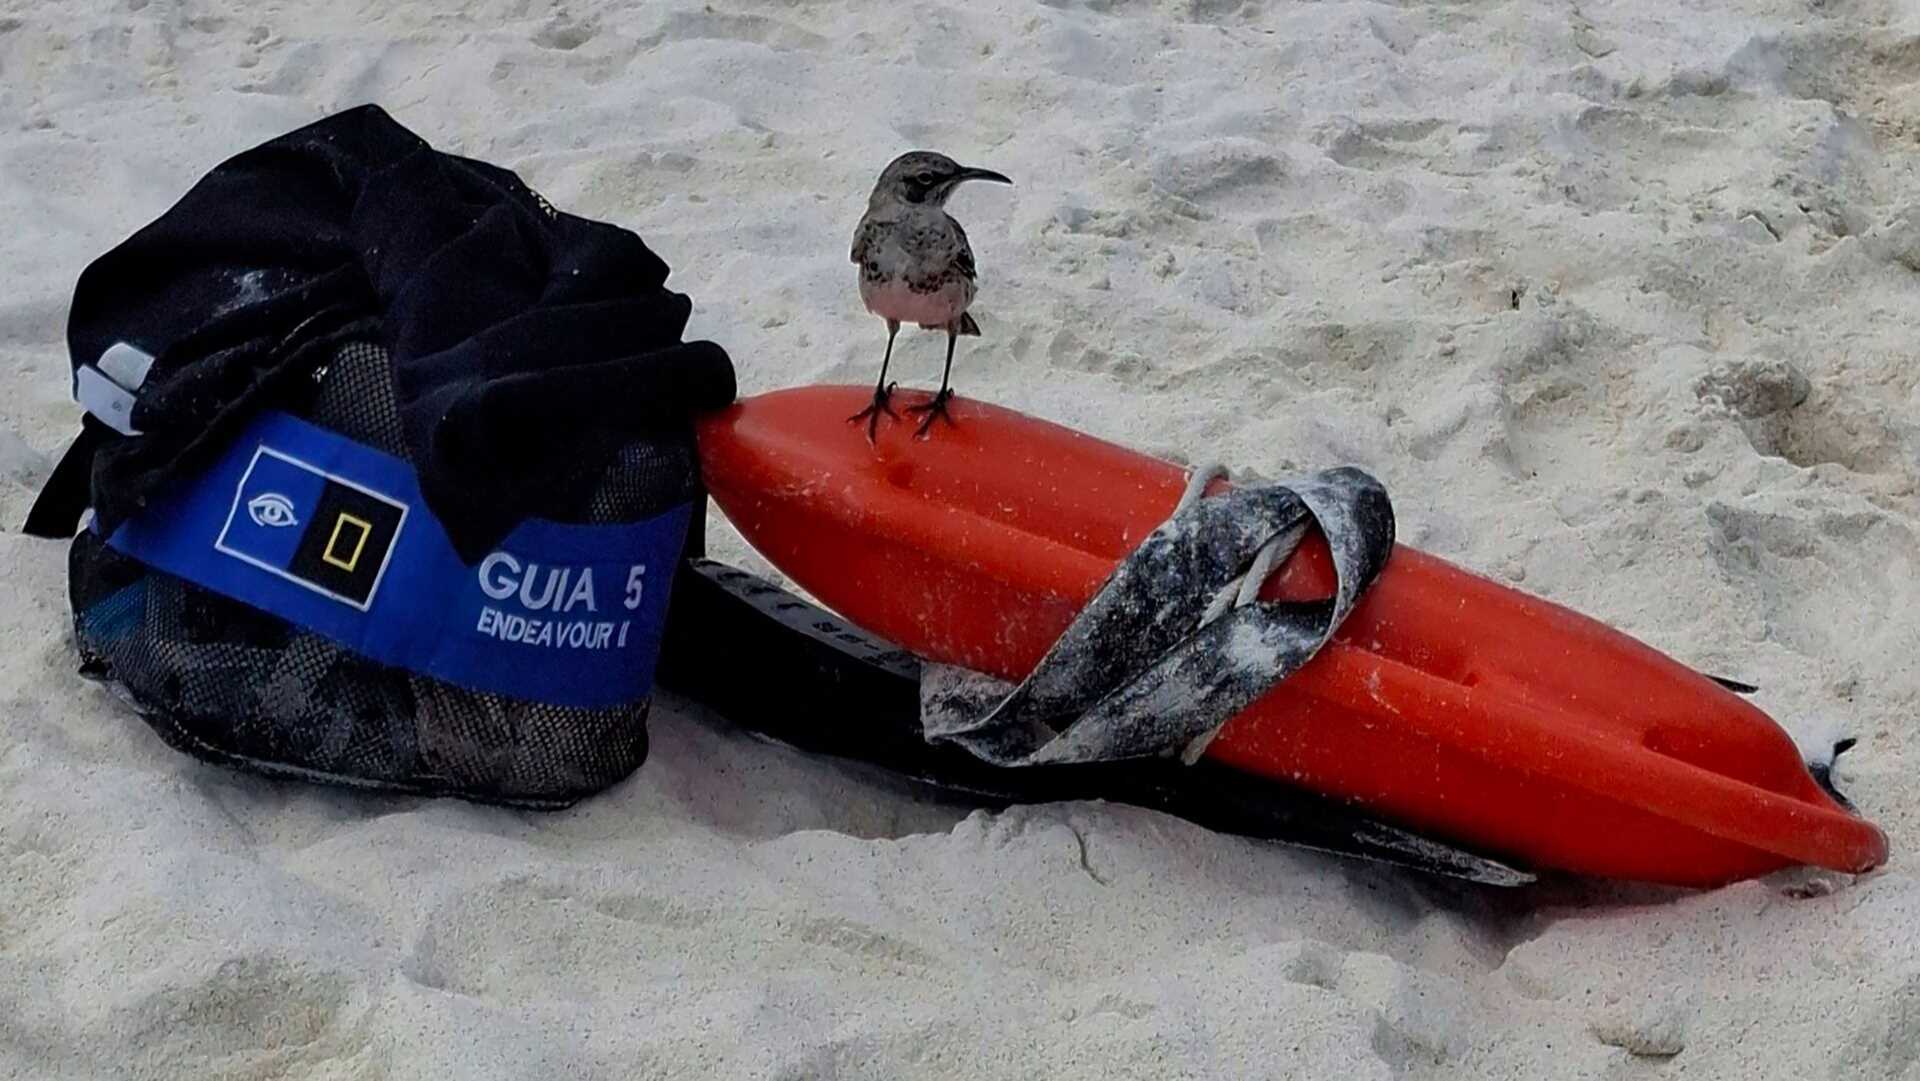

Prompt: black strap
[655,557,1532,886]
[22,418,113,539]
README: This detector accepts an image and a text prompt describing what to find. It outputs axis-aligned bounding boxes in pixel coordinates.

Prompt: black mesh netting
[67,341,697,808]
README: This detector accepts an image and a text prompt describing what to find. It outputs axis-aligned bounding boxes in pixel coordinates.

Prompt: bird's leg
[848,319,902,442]
[909,323,961,438]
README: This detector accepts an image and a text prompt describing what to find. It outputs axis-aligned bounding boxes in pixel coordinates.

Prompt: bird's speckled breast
[859,274,973,327]
[854,206,978,328]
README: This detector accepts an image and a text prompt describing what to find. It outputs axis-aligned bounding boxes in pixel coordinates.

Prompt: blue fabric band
[101,411,691,710]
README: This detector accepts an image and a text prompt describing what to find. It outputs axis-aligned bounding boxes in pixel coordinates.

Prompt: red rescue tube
[694,385,1889,886]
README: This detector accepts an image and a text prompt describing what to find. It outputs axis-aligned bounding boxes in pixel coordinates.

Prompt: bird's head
[868,151,1012,209]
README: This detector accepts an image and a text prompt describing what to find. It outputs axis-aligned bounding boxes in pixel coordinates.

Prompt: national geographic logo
[215,446,409,610]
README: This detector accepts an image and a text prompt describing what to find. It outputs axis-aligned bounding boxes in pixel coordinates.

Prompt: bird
[848,150,1011,441]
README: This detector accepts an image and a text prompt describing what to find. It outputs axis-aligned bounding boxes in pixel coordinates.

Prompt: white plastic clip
[75,341,155,436]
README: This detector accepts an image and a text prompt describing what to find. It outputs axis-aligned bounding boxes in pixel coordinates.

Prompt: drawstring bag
[24,105,735,808]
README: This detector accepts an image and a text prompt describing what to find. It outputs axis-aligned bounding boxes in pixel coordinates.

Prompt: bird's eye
[914,171,939,185]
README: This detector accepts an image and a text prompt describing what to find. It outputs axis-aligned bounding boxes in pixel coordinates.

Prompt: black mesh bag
[25,106,736,809]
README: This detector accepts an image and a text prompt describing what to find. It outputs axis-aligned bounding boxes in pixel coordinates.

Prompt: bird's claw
[907,389,957,439]
[848,383,899,443]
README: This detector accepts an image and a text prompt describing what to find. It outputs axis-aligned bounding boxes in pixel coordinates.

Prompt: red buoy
[695,385,1889,886]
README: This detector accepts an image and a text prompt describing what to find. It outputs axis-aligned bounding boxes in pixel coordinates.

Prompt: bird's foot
[907,388,957,439]
[847,382,899,443]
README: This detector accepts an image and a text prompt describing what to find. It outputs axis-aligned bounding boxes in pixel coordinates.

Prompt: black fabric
[60,103,734,561]
[31,107,733,806]
[21,418,113,539]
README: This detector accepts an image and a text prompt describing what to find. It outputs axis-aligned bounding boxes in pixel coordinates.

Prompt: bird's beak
[958,166,1013,185]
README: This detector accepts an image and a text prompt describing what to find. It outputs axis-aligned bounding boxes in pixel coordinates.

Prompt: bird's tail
[957,312,981,336]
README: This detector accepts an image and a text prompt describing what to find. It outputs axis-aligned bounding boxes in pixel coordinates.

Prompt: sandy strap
[920,466,1394,768]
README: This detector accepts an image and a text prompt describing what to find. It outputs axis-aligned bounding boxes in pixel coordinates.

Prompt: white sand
[4,0,1919,1077]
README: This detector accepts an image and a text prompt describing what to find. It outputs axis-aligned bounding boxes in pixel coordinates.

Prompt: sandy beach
[4,1,1919,1077]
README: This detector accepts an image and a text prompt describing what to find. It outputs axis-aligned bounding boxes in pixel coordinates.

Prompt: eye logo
[247,492,299,528]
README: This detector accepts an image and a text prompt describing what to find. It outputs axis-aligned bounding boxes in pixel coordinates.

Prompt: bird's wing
[948,215,977,281]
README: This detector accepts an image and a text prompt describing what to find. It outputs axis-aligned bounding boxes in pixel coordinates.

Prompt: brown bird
[848,151,1012,441]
